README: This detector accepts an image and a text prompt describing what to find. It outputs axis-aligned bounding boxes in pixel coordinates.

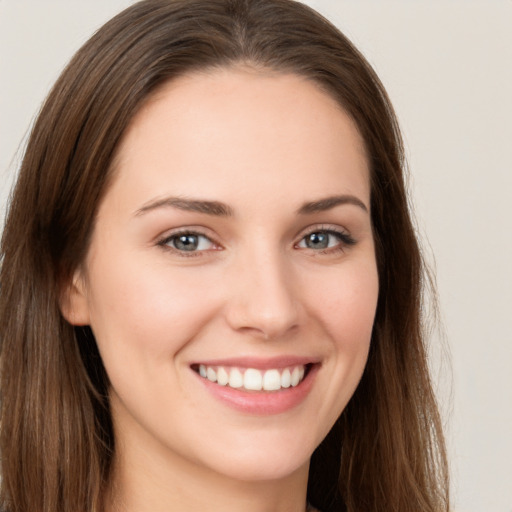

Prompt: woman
[0,1,449,511]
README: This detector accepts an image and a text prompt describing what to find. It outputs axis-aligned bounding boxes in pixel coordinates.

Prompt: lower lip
[194,365,319,415]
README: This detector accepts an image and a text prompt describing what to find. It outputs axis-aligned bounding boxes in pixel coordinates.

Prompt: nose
[224,249,300,340]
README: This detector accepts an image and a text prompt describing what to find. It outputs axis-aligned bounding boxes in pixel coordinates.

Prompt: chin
[189,425,319,483]
[206,452,310,483]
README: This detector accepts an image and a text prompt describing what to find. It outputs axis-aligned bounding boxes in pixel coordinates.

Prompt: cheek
[308,259,379,348]
[296,257,378,438]
[84,253,221,362]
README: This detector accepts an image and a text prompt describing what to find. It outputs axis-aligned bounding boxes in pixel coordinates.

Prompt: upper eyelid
[294,223,352,240]
[156,226,219,243]
[157,231,221,257]
[155,223,354,248]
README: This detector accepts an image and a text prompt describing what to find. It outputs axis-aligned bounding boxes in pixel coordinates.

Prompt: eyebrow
[135,193,368,218]
[135,196,234,217]
[297,195,369,214]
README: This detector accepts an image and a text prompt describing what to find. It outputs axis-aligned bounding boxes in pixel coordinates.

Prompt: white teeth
[197,364,308,391]
[290,367,300,387]
[244,368,263,390]
[217,367,229,386]
[281,368,291,388]
[263,369,281,391]
[206,367,217,382]
[228,368,243,388]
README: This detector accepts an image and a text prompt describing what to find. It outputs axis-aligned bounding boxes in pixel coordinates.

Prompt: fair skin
[62,67,379,512]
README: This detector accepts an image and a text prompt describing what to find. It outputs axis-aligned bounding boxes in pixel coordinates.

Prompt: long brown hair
[0,1,449,511]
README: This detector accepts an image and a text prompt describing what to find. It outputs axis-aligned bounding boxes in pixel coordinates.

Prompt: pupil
[176,234,198,251]
[307,232,328,249]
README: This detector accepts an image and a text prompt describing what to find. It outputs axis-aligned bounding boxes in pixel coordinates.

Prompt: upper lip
[190,355,320,370]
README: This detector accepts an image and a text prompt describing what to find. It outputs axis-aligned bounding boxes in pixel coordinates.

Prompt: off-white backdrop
[1,1,511,511]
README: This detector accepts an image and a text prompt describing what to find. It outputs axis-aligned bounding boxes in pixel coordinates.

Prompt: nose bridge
[225,242,299,339]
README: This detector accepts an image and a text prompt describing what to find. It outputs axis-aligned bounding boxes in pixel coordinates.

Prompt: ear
[59,270,91,326]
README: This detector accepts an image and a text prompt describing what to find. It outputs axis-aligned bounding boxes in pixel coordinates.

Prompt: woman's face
[65,68,378,483]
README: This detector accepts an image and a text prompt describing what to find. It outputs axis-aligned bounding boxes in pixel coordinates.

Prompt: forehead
[108,67,370,213]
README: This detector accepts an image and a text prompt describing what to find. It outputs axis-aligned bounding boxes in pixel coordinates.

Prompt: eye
[296,229,355,252]
[159,231,216,253]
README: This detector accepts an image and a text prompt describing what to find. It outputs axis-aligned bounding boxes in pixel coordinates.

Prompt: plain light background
[1,1,511,511]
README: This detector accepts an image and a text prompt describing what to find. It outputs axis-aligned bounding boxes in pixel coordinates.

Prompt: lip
[191,358,320,415]
[190,355,320,370]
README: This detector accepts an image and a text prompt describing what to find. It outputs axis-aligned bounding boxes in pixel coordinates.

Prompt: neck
[106,435,310,512]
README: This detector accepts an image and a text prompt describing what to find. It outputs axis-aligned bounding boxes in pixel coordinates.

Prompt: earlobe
[59,271,90,326]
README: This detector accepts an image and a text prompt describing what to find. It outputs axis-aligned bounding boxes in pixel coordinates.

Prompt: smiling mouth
[191,364,313,392]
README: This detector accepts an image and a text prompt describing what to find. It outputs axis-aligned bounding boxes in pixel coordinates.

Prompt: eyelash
[157,229,219,258]
[295,226,356,255]
[157,226,356,257]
